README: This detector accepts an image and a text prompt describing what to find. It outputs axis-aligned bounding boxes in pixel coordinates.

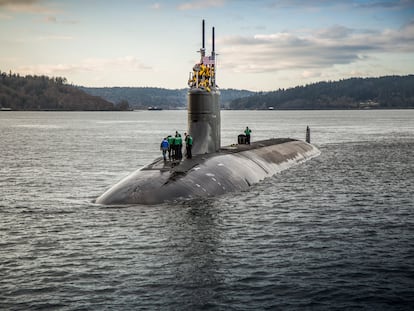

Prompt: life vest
[168,136,174,146]
[186,136,193,146]
[174,136,182,145]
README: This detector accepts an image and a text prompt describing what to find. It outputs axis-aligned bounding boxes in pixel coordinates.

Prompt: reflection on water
[164,200,224,308]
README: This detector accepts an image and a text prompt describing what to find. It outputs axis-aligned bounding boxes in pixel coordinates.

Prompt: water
[1,110,413,310]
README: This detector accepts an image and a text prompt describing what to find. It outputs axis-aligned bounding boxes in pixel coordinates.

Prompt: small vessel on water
[96,20,320,205]
[147,106,163,111]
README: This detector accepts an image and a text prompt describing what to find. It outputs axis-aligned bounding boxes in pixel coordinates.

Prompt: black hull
[95,138,320,205]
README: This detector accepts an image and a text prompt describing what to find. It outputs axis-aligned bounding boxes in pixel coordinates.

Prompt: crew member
[174,131,183,160]
[244,126,252,144]
[185,132,193,159]
[167,135,174,160]
[160,137,169,162]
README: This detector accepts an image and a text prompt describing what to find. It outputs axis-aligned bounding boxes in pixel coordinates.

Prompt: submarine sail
[187,20,220,154]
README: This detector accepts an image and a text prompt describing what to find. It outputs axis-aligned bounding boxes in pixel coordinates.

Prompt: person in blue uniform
[160,137,169,161]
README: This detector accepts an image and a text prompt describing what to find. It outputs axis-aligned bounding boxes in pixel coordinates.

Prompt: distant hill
[79,87,186,109]
[0,71,120,111]
[3,71,412,111]
[229,75,414,110]
[80,86,254,109]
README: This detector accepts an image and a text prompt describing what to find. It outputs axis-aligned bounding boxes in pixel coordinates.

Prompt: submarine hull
[95,138,320,205]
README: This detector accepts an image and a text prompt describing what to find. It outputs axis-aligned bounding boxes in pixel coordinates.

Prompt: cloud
[301,70,322,78]
[177,0,226,10]
[17,56,152,76]
[315,25,353,39]
[36,34,73,41]
[0,12,12,19]
[150,3,161,9]
[0,0,58,14]
[267,0,347,10]
[267,0,414,10]
[355,0,414,9]
[217,22,414,74]
[0,0,37,5]
[43,15,56,23]
[40,15,78,24]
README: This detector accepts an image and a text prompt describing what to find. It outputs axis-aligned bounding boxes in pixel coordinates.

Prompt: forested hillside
[79,87,186,109]
[230,75,414,110]
[0,71,119,111]
[80,87,254,109]
[2,71,412,111]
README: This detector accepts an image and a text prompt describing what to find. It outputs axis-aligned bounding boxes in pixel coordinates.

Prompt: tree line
[2,71,412,111]
[0,71,128,111]
[229,75,414,110]
[79,86,254,109]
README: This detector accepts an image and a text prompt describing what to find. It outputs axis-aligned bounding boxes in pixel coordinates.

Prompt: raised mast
[201,19,206,60]
[212,26,215,58]
[211,26,216,87]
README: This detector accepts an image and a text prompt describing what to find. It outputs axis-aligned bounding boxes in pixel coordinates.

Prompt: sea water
[1,110,413,310]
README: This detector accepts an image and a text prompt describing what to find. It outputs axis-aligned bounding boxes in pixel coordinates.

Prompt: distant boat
[148,106,163,111]
[268,106,275,110]
[359,100,379,109]
[0,107,12,111]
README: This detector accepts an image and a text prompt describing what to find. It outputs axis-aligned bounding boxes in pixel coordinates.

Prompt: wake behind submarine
[96,20,320,205]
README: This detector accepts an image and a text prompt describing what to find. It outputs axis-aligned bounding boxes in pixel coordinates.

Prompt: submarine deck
[143,138,296,173]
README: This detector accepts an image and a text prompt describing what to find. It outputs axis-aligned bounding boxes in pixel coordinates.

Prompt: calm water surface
[1,110,413,310]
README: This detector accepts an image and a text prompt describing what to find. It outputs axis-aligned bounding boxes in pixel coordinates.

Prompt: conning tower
[187,20,220,155]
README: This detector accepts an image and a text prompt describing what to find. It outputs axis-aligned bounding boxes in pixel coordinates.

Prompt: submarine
[95,20,320,205]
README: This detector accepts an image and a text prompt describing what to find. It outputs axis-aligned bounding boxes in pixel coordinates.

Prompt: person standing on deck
[244,126,252,144]
[160,137,169,162]
[174,131,183,160]
[167,135,174,160]
[185,133,193,159]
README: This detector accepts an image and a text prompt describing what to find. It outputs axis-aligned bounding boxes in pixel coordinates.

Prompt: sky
[1,0,413,91]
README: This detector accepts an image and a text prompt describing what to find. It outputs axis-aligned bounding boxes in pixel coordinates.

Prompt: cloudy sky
[1,0,413,91]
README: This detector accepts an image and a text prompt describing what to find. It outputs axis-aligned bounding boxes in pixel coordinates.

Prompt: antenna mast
[201,19,206,60]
